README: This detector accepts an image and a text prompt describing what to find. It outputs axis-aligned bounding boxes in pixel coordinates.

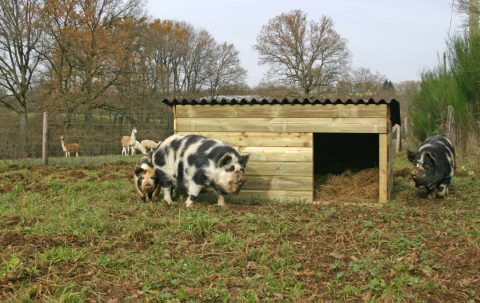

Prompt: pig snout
[229,170,246,194]
[141,177,155,192]
[411,166,425,180]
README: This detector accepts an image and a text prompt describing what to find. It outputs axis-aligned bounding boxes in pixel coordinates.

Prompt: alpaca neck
[61,139,67,152]
[129,131,136,145]
[137,142,147,154]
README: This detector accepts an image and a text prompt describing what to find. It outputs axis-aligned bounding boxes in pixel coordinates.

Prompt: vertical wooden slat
[379,133,388,203]
[388,131,394,200]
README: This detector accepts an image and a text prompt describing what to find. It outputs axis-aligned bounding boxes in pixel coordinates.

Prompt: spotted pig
[407,135,455,198]
[152,134,250,207]
[134,153,160,202]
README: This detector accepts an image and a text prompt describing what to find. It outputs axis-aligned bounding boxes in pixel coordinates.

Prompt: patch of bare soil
[0,184,13,193]
[0,230,25,246]
[28,234,95,249]
[55,170,87,180]
[314,168,379,203]
[22,179,49,192]
[107,210,135,220]
[95,163,134,180]
[0,172,25,183]
[0,215,21,226]
[95,279,143,302]
[29,166,56,174]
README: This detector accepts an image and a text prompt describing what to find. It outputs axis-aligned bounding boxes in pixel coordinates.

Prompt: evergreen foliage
[411,35,479,147]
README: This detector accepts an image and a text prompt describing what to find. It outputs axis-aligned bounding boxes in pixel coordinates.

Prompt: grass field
[0,154,479,302]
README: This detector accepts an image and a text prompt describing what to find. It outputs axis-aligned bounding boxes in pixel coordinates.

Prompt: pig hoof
[436,188,448,198]
[185,201,193,208]
[217,202,225,207]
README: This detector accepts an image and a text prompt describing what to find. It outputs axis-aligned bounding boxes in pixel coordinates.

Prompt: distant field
[0,154,479,301]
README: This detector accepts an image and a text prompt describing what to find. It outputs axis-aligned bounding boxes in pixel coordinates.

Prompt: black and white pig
[134,153,160,202]
[407,135,455,198]
[152,134,250,207]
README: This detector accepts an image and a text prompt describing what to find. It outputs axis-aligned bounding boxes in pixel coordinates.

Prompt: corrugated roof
[163,97,401,126]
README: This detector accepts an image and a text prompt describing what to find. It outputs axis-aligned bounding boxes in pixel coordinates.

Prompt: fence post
[446,106,454,144]
[392,124,402,153]
[42,112,48,165]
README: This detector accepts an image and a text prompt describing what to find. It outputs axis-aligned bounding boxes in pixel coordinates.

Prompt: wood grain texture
[196,190,312,204]
[247,161,313,176]
[243,175,312,191]
[176,104,388,118]
[176,132,313,147]
[239,146,312,162]
[379,133,388,203]
[176,117,387,133]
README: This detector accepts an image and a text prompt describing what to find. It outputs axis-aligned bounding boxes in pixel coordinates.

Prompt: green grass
[0,154,479,301]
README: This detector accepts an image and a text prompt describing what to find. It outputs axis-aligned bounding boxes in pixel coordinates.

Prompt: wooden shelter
[163,97,401,204]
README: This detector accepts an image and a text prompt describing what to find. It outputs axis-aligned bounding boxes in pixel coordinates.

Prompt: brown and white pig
[134,154,160,202]
[152,134,250,207]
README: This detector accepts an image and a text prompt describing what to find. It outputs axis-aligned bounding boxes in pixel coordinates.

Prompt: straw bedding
[314,168,379,203]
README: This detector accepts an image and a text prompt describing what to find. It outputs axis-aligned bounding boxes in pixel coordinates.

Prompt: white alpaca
[121,128,137,156]
[141,140,161,152]
[60,136,80,157]
[132,140,148,155]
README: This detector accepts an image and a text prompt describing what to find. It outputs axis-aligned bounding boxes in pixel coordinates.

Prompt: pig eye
[226,166,235,172]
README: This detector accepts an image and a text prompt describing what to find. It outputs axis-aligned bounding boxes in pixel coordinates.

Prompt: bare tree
[0,0,43,155]
[183,29,216,94]
[254,10,350,97]
[208,42,247,98]
[350,67,386,96]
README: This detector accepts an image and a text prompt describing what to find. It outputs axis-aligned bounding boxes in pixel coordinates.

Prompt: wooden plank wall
[175,104,389,204]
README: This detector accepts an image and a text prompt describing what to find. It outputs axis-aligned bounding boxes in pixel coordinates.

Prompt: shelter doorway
[313,133,379,203]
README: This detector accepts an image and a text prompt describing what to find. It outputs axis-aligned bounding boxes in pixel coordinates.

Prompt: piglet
[134,153,160,202]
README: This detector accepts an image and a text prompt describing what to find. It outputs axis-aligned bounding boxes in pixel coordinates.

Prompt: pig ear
[424,152,436,165]
[407,150,417,163]
[240,153,250,166]
[218,153,234,167]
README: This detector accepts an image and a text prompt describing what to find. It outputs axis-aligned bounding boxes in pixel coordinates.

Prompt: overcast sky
[145,0,464,87]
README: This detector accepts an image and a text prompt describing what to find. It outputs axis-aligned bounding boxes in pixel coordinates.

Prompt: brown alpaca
[60,136,80,157]
[121,128,137,156]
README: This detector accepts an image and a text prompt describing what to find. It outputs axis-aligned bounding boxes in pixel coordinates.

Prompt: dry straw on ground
[314,168,379,203]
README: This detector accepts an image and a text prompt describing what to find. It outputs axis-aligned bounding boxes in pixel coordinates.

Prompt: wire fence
[0,111,173,160]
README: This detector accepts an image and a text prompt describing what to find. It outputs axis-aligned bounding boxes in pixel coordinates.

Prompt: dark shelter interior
[313,133,379,202]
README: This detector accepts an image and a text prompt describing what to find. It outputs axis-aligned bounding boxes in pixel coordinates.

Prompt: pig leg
[436,184,449,198]
[155,168,172,204]
[162,187,173,205]
[185,183,203,208]
[135,186,146,202]
[152,184,161,201]
[215,190,225,207]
